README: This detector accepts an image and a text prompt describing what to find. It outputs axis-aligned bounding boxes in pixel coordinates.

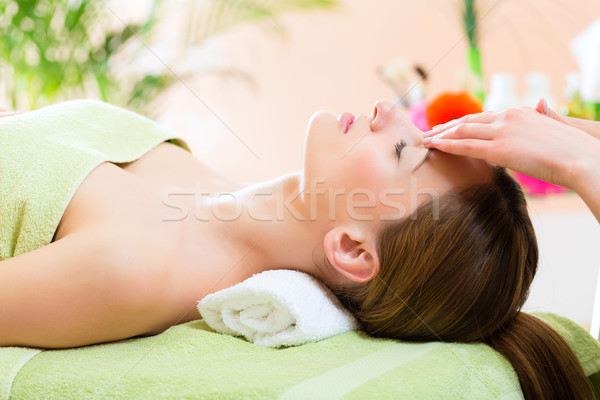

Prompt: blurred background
[1,0,599,332]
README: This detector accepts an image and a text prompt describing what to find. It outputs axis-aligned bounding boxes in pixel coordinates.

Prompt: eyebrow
[411,149,432,173]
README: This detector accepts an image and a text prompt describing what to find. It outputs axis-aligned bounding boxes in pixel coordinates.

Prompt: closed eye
[394,140,407,161]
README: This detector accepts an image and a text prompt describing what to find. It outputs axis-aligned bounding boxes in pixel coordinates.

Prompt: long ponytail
[484,312,594,399]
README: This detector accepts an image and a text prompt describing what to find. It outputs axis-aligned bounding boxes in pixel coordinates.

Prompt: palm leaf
[187,0,338,45]
[0,0,337,113]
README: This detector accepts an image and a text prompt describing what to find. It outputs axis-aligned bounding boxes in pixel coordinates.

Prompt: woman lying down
[0,98,594,398]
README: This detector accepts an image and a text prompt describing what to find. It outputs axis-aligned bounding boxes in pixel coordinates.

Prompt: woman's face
[302,98,494,225]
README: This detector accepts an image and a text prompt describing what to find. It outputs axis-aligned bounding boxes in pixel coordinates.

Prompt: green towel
[0,99,191,260]
[2,312,599,399]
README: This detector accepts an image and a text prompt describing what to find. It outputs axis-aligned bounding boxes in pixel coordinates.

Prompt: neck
[182,170,335,286]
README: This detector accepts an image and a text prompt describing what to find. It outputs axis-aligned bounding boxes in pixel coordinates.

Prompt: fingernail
[431,138,443,145]
[424,125,443,137]
[422,136,432,144]
[542,98,549,115]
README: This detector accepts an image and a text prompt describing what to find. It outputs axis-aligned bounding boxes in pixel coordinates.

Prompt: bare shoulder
[0,225,175,348]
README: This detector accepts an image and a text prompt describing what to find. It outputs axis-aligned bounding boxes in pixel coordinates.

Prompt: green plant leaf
[0,0,337,113]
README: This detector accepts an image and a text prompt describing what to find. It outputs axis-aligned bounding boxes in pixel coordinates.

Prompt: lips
[339,113,355,134]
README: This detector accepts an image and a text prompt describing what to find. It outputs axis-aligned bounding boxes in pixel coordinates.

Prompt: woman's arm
[569,146,600,222]
[535,98,600,221]
[0,227,168,349]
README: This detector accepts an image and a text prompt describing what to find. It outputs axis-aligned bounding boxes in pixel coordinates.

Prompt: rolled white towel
[197,269,360,347]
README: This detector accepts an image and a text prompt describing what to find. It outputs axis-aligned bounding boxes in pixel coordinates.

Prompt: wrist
[563,116,600,141]
[568,141,600,194]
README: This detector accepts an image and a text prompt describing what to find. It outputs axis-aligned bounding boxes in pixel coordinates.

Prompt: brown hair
[327,166,594,399]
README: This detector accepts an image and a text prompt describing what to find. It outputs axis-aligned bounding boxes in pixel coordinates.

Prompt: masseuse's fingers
[423,137,495,161]
[535,97,565,122]
[422,123,494,143]
[422,105,600,189]
[423,111,499,137]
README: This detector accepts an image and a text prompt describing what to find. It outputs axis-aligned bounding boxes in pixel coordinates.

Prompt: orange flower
[425,91,483,128]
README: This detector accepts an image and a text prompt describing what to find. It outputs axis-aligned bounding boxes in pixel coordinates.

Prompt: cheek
[348,148,426,218]
[342,153,415,220]
[342,149,394,197]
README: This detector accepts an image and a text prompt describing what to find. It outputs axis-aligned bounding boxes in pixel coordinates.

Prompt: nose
[370,98,404,132]
[370,98,425,145]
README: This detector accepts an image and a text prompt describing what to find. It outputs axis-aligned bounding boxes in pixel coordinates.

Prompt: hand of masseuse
[422,98,600,223]
[533,98,600,142]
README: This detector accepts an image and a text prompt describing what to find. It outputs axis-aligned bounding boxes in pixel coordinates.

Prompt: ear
[323,226,380,283]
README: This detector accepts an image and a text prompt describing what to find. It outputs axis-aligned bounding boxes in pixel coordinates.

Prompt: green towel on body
[0,99,191,399]
[0,98,191,260]
[1,312,599,399]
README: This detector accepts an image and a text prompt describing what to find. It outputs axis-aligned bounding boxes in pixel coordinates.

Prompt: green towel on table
[0,99,191,260]
[1,312,599,399]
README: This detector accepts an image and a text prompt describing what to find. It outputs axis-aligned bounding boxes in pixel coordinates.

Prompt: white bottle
[523,72,555,109]
[564,71,580,100]
[484,73,520,111]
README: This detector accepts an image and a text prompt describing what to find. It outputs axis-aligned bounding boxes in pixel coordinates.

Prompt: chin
[303,109,341,152]
[301,110,343,195]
